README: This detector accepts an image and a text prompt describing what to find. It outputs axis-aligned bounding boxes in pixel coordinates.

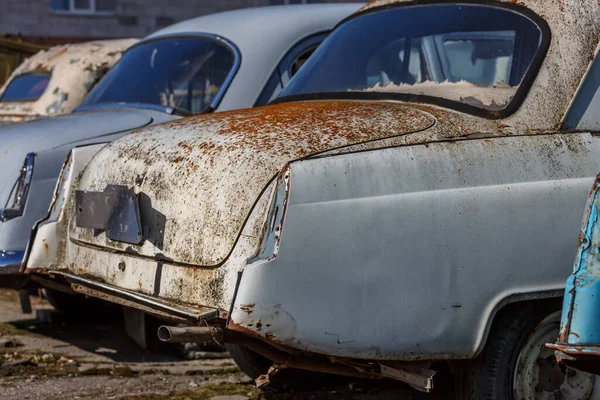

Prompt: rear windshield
[0,74,50,102]
[80,37,237,114]
[279,4,547,115]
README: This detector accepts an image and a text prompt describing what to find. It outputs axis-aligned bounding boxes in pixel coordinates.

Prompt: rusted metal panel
[0,39,137,122]
[231,133,600,360]
[549,174,600,371]
[70,102,436,266]
[24,144,107,272]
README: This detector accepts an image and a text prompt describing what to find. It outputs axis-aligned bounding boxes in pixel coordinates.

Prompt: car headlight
[248,164,291,264]
[0,153,35,222]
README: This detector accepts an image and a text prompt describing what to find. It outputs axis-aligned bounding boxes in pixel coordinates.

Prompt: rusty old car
[0,39,136,125]
[23,0,600,397]
[1,4,358,314]
[0,35,47,86]
[548,173,600,376]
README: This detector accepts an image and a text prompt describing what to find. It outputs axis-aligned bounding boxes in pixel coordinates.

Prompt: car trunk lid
[72,100,436,266]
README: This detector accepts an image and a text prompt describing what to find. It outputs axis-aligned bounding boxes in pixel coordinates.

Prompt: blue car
[550,174,600,374]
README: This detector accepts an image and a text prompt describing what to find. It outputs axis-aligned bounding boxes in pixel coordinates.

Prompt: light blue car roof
[143,4,361,111]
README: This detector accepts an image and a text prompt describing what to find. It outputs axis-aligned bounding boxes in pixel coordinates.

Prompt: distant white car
[0,39,136,125]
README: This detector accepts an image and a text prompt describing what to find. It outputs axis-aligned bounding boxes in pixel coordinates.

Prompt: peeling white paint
[0,39,137,123]
[364,80,517,110]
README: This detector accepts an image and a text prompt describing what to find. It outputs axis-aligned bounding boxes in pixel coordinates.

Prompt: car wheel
[457,303,597,399]
[226,343,272,381]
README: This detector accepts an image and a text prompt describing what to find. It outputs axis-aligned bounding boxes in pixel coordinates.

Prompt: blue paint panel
[560,177,600,346]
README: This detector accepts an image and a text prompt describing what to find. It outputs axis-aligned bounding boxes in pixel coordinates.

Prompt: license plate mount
[75,185,143,245]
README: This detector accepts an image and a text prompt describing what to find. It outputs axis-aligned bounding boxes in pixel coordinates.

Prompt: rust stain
[239,304,255,314]
[42,240,49,256]
[76,100,436,267]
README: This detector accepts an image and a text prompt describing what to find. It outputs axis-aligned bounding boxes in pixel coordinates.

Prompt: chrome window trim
[0,152,35,222]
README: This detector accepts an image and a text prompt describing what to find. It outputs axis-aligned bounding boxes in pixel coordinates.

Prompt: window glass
[0,74,50,102]
[50,0,69,11]
[96,0,116,11]
[280,4,545,113]
[74,0,91,10]
[81,38,236,114]
[50,0,116,12]
[290,47,316,77]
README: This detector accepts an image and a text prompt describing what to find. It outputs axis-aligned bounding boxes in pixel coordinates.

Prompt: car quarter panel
[231,133,600,360]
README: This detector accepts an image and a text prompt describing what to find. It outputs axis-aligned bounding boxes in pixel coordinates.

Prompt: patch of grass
[185,366,241,376]
[0,290,19,303]
[78,366,172,377]
[119,383,261,400]
[0,323,31,336]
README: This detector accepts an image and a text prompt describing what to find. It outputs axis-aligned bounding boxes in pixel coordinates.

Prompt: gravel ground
[0,290,450,400]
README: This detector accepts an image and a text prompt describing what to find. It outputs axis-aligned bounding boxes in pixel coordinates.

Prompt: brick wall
[0,0,362,40]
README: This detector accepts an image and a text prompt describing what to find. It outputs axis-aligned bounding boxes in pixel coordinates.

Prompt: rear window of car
[0,74,50,102]
[279,3,549,118]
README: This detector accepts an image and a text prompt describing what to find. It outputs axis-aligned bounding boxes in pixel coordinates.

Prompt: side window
[280,45,318,86]
[290,47,316,78]
[0,74,50,102]
[254,32,328,107]
[563,53,600,130]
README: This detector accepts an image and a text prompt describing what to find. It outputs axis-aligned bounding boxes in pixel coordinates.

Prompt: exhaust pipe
[157,325,224,343]
[157,324,435,391]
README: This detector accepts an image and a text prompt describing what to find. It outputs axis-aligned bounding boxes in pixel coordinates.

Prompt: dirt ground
[0,290,450,400]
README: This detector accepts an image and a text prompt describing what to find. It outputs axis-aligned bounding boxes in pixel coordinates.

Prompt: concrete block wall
[0,0,362,40]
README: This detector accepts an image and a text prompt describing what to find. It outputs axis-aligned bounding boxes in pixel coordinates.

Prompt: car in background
[0,39,137,126]
[0,4,359,317]
[26,0,600,396]
[0,35,47,86]
[548,173,600,376]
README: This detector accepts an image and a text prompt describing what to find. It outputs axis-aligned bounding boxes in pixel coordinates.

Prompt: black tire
[226,343,273,380]
[226,343,336,392]
[456,301,559,399]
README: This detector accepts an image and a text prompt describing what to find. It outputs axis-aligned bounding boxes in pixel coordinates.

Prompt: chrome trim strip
[205,33,242,111]
[0,153,35,222]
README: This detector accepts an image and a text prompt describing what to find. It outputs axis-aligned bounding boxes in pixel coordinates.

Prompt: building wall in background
[0,0,360,40]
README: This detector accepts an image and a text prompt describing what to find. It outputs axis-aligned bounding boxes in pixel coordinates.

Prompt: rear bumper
[54,271,219,324]
[548,343,600,374]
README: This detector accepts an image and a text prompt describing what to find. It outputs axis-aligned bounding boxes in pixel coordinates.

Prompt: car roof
[146,4,359,46]
[141,4,362,111]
